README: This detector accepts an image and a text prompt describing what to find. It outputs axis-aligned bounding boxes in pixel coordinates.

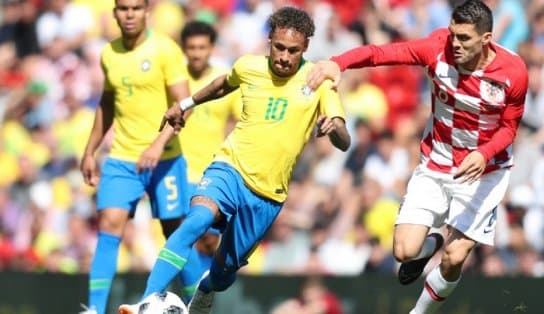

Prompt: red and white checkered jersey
[331,28,528,174]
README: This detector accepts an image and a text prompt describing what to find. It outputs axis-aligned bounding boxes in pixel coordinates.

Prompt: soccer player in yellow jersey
[177,21,241,304]
[180,21,241,186]
[119,6,350,314]
[79,0,190,313]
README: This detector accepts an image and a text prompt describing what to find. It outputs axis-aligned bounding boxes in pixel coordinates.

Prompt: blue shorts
[96,156,189,219]
[194,162,283,270]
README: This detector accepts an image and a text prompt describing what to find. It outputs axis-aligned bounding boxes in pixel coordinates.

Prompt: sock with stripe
[143,205,214,298]
[178,245,211,304]
[89,231,121,314]
[411,265,459,314]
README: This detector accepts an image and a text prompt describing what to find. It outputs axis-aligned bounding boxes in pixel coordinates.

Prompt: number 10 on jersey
[265,97,288,121]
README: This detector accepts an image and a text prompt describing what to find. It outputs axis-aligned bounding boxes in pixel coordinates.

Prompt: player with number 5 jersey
[79,0,190,313]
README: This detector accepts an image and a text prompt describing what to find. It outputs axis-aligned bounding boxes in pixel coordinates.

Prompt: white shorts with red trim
[396,165,510,245]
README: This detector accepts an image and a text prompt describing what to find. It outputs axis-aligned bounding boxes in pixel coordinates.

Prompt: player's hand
[316,115,335,137]
[159,105,185,134]
[454,151,486,184]
[80,154,99,187]
[136,143,164,173]
[306,60,341,90]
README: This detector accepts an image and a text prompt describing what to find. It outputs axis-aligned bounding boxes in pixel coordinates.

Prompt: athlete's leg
[393,167,448,285]
[393,224,432,262]
[89,158,144,314]
[196,186,283,294]
[411,227,475,314]
[148,156,201,302]
[89,209,128,314]
[198,253,236,293]
[179,231,219,303]
[143,196,222,297]
[410,169,509,314]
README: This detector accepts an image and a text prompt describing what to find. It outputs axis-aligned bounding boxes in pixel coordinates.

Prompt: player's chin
[453,55,468,65]
[272,63,290,74]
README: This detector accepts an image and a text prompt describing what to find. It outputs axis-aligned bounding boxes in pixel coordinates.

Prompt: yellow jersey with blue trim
[215,55,345,202]
[101,30,186,162]
[181,66,242,183]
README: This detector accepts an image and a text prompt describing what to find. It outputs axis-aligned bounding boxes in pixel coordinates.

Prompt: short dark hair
[181,20,217,44]
[114,0,149,6]
[451,0,493,34]
[267,6,315,39]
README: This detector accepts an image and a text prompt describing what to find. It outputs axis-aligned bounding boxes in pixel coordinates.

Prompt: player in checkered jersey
[307,1,528,313]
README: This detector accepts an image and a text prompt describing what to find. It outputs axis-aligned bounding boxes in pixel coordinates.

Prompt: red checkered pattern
[332,28,528,175]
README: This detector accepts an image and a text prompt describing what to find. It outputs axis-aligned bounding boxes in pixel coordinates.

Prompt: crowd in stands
[0,0,543,280]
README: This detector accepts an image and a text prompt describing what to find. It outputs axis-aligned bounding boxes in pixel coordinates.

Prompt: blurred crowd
[0,0,543,287]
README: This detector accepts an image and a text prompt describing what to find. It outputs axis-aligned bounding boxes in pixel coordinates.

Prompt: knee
[196,233,220,256]
[393,240,419,262]
[97,210,128,236]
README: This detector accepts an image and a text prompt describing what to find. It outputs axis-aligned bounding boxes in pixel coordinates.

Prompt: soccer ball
[137,291,188,314]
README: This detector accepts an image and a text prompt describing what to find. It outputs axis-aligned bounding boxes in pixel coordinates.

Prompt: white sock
[412,235,437,260]
[411,265,459,314]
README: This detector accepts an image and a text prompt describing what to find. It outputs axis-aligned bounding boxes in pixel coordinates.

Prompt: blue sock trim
[89,231,121,314]
[144,205,215,298]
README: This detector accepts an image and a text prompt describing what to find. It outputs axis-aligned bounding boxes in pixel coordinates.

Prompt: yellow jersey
[216,55,345,202]
[181,66,242,183]
[101,30,186,162]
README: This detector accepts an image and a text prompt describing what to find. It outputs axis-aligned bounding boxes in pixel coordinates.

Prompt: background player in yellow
[79,0,190,313]
[176,20,241,304]
[119,6,350,314]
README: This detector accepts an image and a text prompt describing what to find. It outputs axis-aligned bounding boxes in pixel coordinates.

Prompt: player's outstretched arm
[192,74,238,104]
[306,31,440,91]
[159,75,238,132]
[316,115,350,151]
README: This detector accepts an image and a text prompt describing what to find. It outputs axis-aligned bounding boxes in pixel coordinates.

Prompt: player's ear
[482,32,492,46]
[303,38,309,52]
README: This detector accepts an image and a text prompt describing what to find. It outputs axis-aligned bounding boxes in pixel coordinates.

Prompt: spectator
[36,0,93,59]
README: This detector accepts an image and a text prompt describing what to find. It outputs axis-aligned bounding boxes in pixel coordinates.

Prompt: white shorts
[395,165,510,245]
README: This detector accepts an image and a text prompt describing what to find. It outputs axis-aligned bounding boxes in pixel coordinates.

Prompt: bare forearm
[192,75,237,105]
[152,123,176,147]
[83,98,114,156]
[329,118,351,151]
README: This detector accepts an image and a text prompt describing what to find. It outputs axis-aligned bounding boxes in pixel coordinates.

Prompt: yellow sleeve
[160,36,186,86]
[226,57,244,87]
[226,89,243,120]
[101,49,114,92]
[318,80,345,119]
